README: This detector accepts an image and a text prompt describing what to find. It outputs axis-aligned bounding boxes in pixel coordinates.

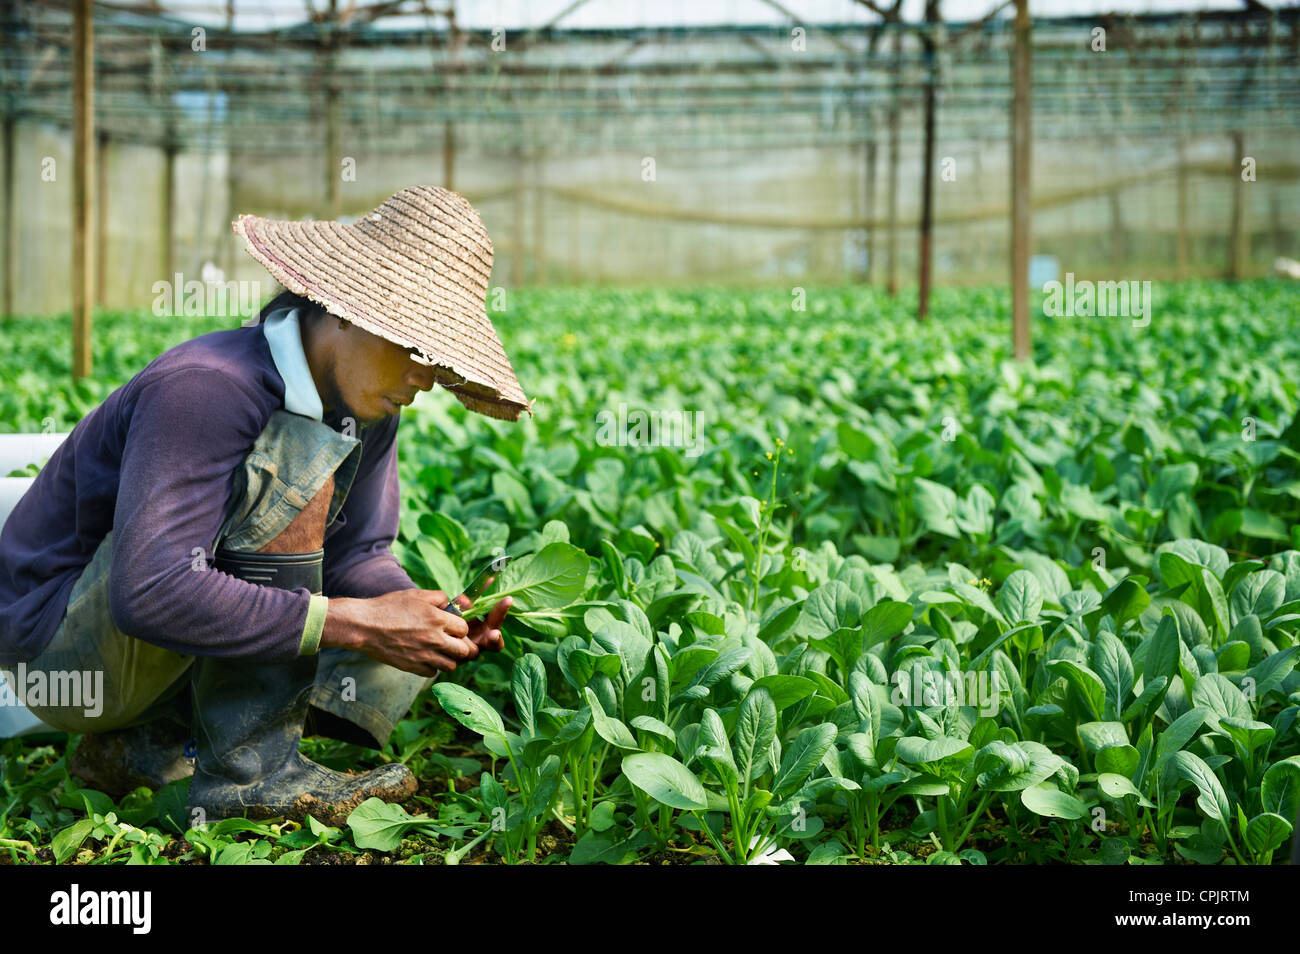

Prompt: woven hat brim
[233,212,534,423]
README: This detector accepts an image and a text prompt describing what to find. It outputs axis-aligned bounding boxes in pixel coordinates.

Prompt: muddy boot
[187,650,415,827]
[68,715,194,800]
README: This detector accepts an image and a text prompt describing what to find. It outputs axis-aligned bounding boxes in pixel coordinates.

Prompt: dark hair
[256,289,331,325]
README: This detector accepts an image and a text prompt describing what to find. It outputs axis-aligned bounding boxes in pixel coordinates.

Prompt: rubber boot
[67,670,196,800]
[187,476,415,827]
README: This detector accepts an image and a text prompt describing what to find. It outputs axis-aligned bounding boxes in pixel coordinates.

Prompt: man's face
[328,324,438,425]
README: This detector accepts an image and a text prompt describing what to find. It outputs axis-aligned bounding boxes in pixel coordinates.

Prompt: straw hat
[233,185,534,422]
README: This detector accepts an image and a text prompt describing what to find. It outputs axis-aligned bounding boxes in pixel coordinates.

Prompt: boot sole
[194,771,418,830]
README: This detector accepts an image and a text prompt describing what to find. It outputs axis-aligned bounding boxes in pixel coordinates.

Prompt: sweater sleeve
[108,367,316,661]
[321,413,419,599]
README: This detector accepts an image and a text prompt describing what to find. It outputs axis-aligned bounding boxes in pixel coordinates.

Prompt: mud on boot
[187,650,416,829]
[68,716,195,801]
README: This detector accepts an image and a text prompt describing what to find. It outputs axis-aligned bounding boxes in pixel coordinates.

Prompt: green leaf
[794,581,862,639]
[996,570,1043,624]
[1091,631,1134,721]
[416,538,463,597]
[1145,464,1198,511]
[1217,716,1274,759]
[1095,744,1140,779]
[1155,708,1208,767]
[895,735,974,767]
[1261,760,1300,821]
[347,798,433,852]
[583,687,638,750]
[477,541,590,613]
[860,600,914,647]
[974,740,1063,792]
[52,818,94,864]
[1101,578,1150,629]
[735,686,778,785]
[1047,659,1107,721]
[750,674,820,711]
[432,683,505,739]
[621,753,709,811]
[1246,813,1292,856]
[511,653,547,738]
[1166,750,1233,823]
[773,723,839,799]
[1020,784,1089,820]
[1190,673,1252,732]
[695,708,738,791]
[1231,570,1286,625]
[1098,773,1147,803]
[913,478,960,538]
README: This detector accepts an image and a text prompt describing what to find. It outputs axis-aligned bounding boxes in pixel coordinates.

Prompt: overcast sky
[191,0,1248,32]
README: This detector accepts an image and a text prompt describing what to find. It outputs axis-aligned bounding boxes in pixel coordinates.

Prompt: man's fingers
[424,650,461,674]
[415,589,451,607]
[431,606,470,638]
[437,632,478,659]
[487,597,513,626]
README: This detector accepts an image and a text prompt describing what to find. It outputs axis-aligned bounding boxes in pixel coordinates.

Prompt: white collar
[262,305,324,421]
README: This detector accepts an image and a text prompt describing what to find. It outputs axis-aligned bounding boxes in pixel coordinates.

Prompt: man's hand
[321,589,504,677]
[460,594,512,653]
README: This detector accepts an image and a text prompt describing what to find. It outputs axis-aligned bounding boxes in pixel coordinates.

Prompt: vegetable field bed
[4,280,1300,865]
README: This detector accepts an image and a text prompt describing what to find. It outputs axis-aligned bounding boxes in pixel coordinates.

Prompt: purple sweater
[0,322,416,666]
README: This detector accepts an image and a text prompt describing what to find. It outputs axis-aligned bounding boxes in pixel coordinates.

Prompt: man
[0,185,533,826]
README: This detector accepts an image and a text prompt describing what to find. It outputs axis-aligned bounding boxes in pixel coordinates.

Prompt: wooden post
[1229,131,1247,279]
[865,124,877,284]
[533,146,545,285]
[862,27,882,286]
[443,121,455,191]
[95,129,108,306]
[1110,190,1124,267]
[2,115,13,317]
[72,0,94,379]
[1011,0,1031,361]
[917,1,939,321]
[162,141,177,287]
[324,0,341,219]
[1176,137,1188,277]
[886,26,901,295]
[443,7,459,191]
[513,140,525,288]
[225,100,238,279]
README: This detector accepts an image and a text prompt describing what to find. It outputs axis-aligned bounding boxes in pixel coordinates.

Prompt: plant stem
[691,811,733,865]
[953,791,993,852]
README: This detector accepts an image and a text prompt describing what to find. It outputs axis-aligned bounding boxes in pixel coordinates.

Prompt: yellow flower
[765,452,773,460]
[776,438,784,446]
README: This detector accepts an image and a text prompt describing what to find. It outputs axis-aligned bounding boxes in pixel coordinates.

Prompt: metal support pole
[1229,131,1247,279]
[95,129,108,306]
[72,0,94,378]
[2,115,13,317]
[1011,0,1032,361]
[886,27,901,295]
[917,8,938,320]
[1176,137,1188,277]
[162,142,177,287]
